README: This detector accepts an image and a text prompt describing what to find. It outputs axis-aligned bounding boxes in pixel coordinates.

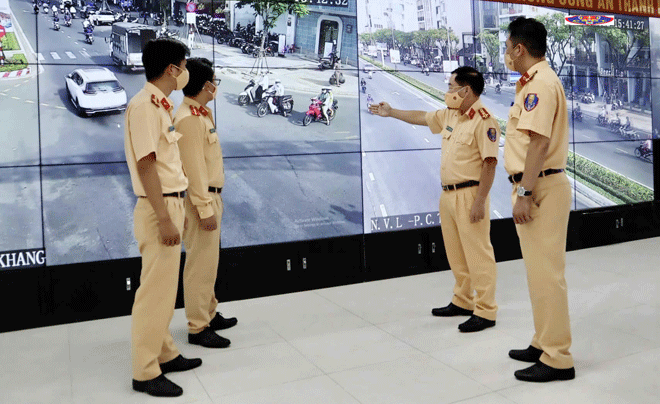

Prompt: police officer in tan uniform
[124,38,201,398]
[503,17,575,382]
[370,67,500,333]
[173,58,237,349]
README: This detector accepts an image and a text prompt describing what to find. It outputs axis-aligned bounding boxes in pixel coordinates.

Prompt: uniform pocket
[455,132,474,145]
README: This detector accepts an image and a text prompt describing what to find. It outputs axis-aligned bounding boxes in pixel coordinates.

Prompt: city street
[358,60,609,233]
[371,56,654,189]
[3,0,364,264]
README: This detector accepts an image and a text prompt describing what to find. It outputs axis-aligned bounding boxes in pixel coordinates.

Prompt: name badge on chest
[209,128,216,134]
[445,126,453,132]
[168,125,175,132]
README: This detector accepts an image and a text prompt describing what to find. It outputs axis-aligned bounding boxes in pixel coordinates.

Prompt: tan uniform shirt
[425,99,501,185]
[174,97,225,219]
[124,82,188,196]
[504,60,569,175]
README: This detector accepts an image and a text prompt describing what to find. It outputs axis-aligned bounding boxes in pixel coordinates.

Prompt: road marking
[392,91,400,95]
[37,53,45,61]
[582,135,593,139]
[14,83,21,87]
[50,52,61,60]
[424,138,430,143]
[55,106,66,110]
[411,125,416,129]
[65,52,77,59]
[362,152,366,157]
[11,96,20,100]
[369,172,375,181]
[493,210,503,218]
[25,100,35,103]
[616,148,629,154]
[335,131,349,134]
[41,103,49,107]
[80,50,90,57]
[379,204,388,217]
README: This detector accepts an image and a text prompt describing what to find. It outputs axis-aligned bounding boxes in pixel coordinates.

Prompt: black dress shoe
[189,327,231,348]
[132,374,183,397]
[458,315,496,332]
[509,345,543,363]
[514,362,575,382]
[431,303,473,317]
[209,312,238,331]
[159,355,202,374]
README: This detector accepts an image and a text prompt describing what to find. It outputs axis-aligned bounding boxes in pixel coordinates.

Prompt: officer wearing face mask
[125,39,201,398]
[369,67,500,333]
[173,57,238,351]
[503,17,575,383]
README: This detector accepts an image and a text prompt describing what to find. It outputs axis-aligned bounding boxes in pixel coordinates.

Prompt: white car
[90,10,115,25]
[65,67,127,117]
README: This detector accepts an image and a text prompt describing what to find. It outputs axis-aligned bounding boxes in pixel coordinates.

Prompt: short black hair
[451,66,484,96]
[507,17,547,58]
[182,58,215,97]
[142,38,190,82]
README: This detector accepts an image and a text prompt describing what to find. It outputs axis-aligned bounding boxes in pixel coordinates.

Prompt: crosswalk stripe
[50,52,61,60]
[37,53,45,61]
[80,50,90,58]
[65,52,77,59]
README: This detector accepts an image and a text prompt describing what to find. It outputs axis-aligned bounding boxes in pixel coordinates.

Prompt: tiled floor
[2,237,660,404]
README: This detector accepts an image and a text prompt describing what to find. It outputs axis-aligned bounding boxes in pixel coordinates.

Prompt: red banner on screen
[485,0,659,18]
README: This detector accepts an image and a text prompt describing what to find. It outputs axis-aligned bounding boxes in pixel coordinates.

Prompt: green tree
[477,30,499,72]
[236,1,309,51]
[536,13,571,75]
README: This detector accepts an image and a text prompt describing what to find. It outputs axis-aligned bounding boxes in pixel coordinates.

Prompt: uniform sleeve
[176,116,214,219]
[129,103,161,161]
[425,109,447,134]
[515,80,557,139]
[475,117,500,161]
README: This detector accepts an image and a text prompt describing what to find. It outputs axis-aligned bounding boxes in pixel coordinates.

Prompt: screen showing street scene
[0,0,657,268]
[358,0,655,234]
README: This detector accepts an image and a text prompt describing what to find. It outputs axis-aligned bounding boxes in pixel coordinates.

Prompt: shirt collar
[183,96,212,118]
[517,60,549,89]
[464,98,483,120]
[144,82,174,112]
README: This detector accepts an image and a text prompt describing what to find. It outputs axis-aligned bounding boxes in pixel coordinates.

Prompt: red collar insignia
[160,98,171,111]
[478,108,490,119]
[190,105,200,116]
[468,108,476,119]
[151,94,160,108]
[199,106,208,116]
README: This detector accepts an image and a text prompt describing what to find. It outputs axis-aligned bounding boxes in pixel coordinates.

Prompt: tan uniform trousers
[182,193,223,334]
[131,196,185,381]
[511,173,574,369]
[439,186,498,321]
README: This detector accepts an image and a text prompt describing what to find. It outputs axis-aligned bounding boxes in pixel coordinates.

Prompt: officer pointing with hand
[369,66,500,333]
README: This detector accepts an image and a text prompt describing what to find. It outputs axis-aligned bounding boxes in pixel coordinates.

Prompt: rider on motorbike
[623,116,632,130]
[366,94,374,108]
[318,87,334,126]
[53,13,60,28]
[52,4,58,16]
[255,73,269,103]
[34,2,39,13]
[267,79,284,114]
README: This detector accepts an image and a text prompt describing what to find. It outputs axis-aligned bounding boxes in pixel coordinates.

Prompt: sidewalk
[485,82,652,135]
[1,1,40,81]
[207,43,358,97]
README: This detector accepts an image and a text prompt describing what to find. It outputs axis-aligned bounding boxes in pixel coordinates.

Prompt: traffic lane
[359,69,443,152]
[181,71,361,158]
[0,78,40,166]
[41,156,138,266]
[0,166,43,252]
[573,140,654,189]
[222,153,363,248]
[35,15,114,65]
[38,64,127,165]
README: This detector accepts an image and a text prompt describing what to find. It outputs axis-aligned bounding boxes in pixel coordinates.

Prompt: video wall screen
[0,0,656,269]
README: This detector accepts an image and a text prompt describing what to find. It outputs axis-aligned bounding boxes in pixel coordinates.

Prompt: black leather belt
[208,186,222,193]
[442,180,480,191]
[140,191,186,198]
[508,168,564,184]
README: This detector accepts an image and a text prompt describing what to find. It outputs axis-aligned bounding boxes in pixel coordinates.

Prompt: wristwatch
[517,185,532,197]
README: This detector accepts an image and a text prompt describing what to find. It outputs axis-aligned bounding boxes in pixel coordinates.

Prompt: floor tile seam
[310,289,383,326]
[324,374,368,404]
[448,390,515,404]
[192,367,219,403]
[570,302,647,322]
[371,319,448,356]
[571,312,660,345]
[208,373,326,400]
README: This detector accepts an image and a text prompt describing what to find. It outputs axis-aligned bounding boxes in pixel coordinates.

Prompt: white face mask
[206,83,218,99]
[445,86,467,109]
[505,45,520,71]
[171,64,189,90]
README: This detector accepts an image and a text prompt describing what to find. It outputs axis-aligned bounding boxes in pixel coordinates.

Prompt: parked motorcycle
[634,142,653,162]
[303,98,338,126]
[43,4,49,13]
[319,52,339,70]
[257,94,294,117]
[580,92,595,104]
[237,79,263,106]
[495,84,501,94]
